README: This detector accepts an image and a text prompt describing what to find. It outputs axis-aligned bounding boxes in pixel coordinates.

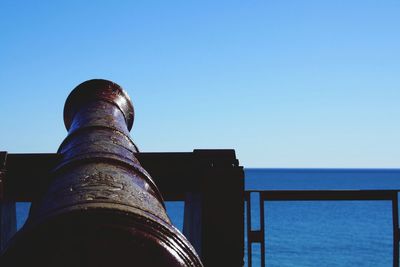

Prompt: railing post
[393,192,399,267]
[0,152,17,251]
[246,192,265,267]
[183,192,203,256]
[0,202,16,251]
[186,150,244,267]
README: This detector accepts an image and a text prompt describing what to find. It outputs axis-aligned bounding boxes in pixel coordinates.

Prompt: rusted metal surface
[1,79,203,266]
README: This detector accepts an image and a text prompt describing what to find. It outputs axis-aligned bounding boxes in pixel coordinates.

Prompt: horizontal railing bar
[248,230,263,243]
[245,168,400,173]
[245,190,399,201]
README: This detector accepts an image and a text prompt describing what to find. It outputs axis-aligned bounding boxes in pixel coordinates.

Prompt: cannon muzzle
[1,79,203,267]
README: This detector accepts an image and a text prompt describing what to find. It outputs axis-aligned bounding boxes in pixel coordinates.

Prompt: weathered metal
[1,79,203,267]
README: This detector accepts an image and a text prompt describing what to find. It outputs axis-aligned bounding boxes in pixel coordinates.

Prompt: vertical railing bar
[246,192,252,267]
[393,192,399,267]
[259,192,266,267]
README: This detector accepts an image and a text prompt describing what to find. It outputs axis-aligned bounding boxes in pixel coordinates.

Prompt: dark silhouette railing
[2,151,400,267]
[245,189,400,267]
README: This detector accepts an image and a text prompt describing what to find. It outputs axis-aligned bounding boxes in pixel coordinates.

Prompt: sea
[15,168,400,267]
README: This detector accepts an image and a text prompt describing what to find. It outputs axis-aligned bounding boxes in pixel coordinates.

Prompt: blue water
[15,168,400,266]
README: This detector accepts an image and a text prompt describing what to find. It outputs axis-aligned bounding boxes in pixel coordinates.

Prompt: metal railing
[245,190,399,267]
[4,147,400,267]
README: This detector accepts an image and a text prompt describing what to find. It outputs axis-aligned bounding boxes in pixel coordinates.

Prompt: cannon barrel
[1,79,203,267]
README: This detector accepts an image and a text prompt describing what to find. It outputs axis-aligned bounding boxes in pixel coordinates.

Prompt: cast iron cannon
[0,79,203,267]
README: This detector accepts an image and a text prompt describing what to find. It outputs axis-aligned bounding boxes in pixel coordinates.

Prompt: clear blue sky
[1,1,399,167]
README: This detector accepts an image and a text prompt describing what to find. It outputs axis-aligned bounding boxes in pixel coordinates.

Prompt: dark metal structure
[0,79,244,266]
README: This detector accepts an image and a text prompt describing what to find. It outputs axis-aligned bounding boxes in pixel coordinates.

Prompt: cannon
[0,79,203,267]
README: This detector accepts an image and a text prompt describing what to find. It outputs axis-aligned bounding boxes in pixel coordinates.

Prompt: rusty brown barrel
[1,79,203,267]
